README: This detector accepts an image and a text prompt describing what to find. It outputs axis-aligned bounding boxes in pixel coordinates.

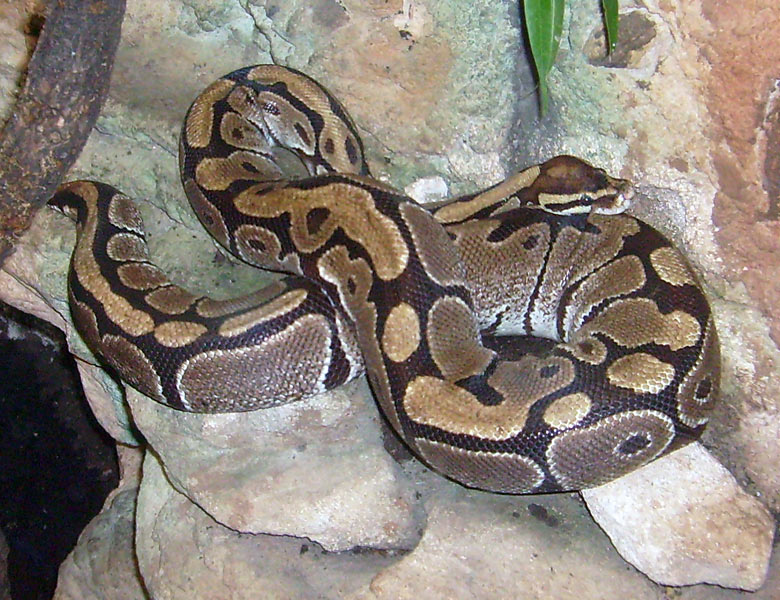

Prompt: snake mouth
[593,181,634,215]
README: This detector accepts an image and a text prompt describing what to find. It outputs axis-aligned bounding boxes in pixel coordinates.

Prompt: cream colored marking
[487,355,575,407]
[107,193,143,233]
[334,310,364,378]
[236,183,408,280]
[144,286,198,315]
[248,66,335,123]
[565,255,646,333]
[450,219,550,333]
[565,215,641,286]
[414,439,545,494]
[400,202,465,287]
[433,166,541,224]
[382,302,420,363]
[196,280,288,318]
[543,393,592,429]
[219,110,272,152]
[676,316,719,428]
[153,321,207,348]
[317,246,374,319]
[106,232,148,262]
[256,92,316,154]
[650,246,696,286]
[225,84,316,158]
[403,376,533,440]
[233,224,302,273]
[607,353,675,394]
[195,151,283,191]
[583,297,701,350]
[218,288,308,337]
[68,182,154,337]
[185,78,234,148]
[537,192,592,214]
[426,296,493,380]
[117,263,168,291]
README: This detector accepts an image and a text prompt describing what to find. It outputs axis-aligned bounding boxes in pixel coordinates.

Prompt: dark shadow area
[0,302,119,600]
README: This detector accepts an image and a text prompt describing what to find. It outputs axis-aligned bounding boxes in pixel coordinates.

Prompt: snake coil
[50,65,719,493]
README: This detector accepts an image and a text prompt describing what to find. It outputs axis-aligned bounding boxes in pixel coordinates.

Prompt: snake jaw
[591,178,634,215]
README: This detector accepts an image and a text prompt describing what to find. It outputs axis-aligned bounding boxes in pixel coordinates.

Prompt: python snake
[49,65,719,493]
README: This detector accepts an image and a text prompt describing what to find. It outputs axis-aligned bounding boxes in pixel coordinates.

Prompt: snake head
[531,155,634,216]
[48,181,91,225]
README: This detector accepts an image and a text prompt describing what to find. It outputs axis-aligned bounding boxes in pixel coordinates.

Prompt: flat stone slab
[582,443,775,591]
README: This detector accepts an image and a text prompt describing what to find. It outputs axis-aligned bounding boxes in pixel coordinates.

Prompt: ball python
[49,65,719,493]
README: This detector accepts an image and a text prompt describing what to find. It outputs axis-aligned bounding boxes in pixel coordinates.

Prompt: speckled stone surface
[1,0,778,597]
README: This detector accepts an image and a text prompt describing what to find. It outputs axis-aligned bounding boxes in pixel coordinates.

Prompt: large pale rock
[582,443,775,591]
[53,448,145,600]
[135,452,399,600]
[130,380,422,552]
[363,480,666,600]
[53,488,144,600]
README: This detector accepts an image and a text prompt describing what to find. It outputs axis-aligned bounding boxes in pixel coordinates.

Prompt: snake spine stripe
[49,65,719,493]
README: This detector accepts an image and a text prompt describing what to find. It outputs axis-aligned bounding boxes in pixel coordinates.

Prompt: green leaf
[602,0,619,54]
[524,0,565,115]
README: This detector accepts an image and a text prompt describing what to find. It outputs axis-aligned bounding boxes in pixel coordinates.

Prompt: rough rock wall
[0,0,777,598]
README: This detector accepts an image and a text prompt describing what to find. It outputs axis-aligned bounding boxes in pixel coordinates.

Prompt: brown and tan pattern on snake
[49,65,719,493]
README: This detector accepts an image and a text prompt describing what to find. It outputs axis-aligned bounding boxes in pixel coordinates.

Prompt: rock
[129,380,423,552]
[363,479,665,600]
[135,451,400,600]
[582,443,775,591]
[53,487,144,600]
[1,0,779,597]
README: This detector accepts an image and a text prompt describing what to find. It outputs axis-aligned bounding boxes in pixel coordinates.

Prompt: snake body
[50,65,719,493]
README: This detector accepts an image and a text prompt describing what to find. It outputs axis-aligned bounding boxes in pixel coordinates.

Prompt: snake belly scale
[49,65,719,493]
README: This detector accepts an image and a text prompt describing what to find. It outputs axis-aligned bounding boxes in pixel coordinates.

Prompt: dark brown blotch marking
[695,377,712,399]
[617,433,651,456]
[306,207,331,235]
[324,137,335,156]
[248,239,267,253]
[539,364,560,379]
[242,161,260,174]
[578,341,594,354]
[522,234,539,250]
[294,123,311,147]
[345,137,358,164]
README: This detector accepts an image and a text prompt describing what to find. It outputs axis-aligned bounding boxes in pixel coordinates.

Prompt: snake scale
[49,65,719,493]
